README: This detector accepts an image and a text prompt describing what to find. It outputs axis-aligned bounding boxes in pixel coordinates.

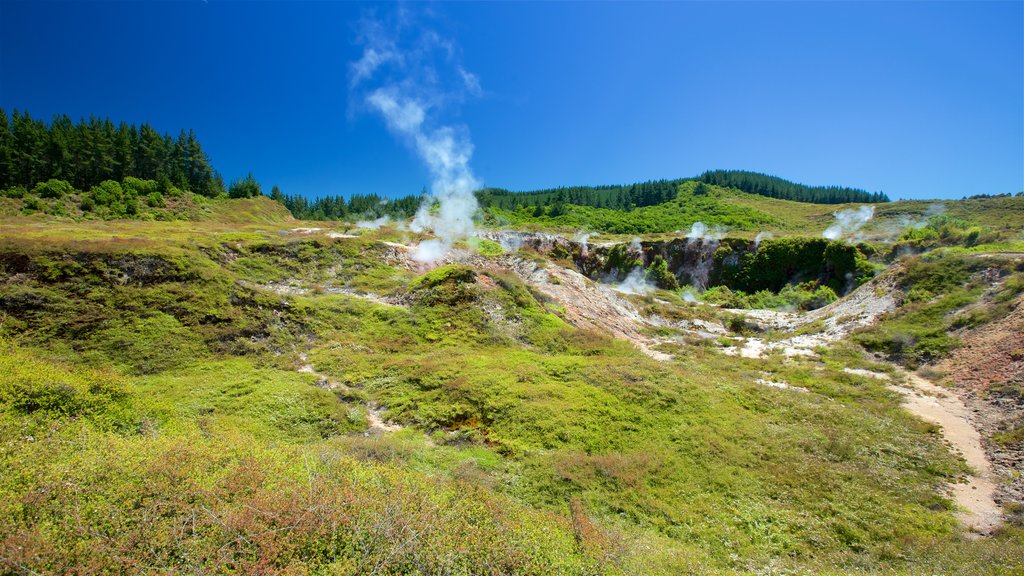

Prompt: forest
[0,108,221,197]
[271,188,423,221]
[698,170,890,204]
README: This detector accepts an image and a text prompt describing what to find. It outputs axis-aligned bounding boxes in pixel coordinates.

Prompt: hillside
[1,195,1023,574]
[483,179,1024,239]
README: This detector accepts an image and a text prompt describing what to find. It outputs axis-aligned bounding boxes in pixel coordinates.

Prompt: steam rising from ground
[683,222,726,290]
[613,267,655,295]
[686,222,727,241]
[356,216,391,230]
[351,9,482,263]
[680,288,698,303]
[902,202,945,230]
[754,231,773,248]
[823,206,875,241]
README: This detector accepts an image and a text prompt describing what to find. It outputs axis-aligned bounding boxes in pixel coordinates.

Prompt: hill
[483,179,1024,239]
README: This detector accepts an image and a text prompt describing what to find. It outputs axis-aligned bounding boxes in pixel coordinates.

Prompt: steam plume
[822,206,874,241]
[351,9,482,263]
[356,216,391,230]
[613,267,655,295]
[754,231,773,248]
[686,222,727,241]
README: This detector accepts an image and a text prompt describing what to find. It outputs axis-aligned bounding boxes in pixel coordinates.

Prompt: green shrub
[2,185,27,198]
[32,179,75,199]
[22,196,41,212]
[145,191,165,208]
[647,256,678,290]
[715,237,871,295]
[899,227,939,243]
[471,238,504,256]
[0,339,131,419]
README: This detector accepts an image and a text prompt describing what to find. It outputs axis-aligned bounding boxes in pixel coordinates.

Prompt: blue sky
[1,1,1021,201]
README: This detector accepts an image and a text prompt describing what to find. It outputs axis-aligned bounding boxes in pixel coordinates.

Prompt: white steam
[822,206,875,241]
[356,216,391,230]
[351,9,482,264]
[613,267,655,295]
[754,231,773,248]
[574,231,598,245]
[903,202,945,230]
[410,238,448,263]
[686,221,727,241]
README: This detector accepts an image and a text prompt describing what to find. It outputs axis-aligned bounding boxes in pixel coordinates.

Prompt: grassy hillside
[1,176,293,224]
[2,215,1023,573]
[484,180,1024,240]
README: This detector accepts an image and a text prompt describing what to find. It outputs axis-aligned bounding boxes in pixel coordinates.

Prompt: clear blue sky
[1,1,1021,201]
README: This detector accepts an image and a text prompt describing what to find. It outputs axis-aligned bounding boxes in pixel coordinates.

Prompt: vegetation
[854,252,1024,366]
[272,186,423,221]
[892,213,1003,255]
[0,214,1022,574]
[0,108,223,196]
[698,170,889,204]
[486,181,781,234]
[478,179,682,211]
[702,282,839,311]
[477,170,889,216]
[713,237,876,294]
[1,129,1023,573]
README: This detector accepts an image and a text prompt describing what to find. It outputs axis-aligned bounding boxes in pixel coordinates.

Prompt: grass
[2,209,1024,574]
[133,359,362,440]
[484,182,1024,241]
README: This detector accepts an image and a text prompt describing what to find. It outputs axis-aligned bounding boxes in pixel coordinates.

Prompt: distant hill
[698,170,889,204]
[477,171,889,214]
[482,180,1024,237]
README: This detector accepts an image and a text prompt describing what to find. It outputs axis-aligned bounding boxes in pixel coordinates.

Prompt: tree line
[0,108,223,197]
[271,187,423,221]
[476,171,889,214]
[697,170,889,204]
[477,179,681,212]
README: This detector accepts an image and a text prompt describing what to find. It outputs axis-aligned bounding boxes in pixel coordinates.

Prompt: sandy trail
[892,371,1003,536]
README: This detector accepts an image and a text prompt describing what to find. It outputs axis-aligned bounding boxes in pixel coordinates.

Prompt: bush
[32,179,75,199]
[121,176,157,195]
[700,281,836,311]
[647,256,679,290]
[716,237,871,295]
[2,185,27,198]
[95,312,205,374]
[0,339,131,419]
[146,191,165,208]
[22,196,41,212]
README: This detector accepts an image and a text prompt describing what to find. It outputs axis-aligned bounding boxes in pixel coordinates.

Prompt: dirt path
[892,370,1003,536]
